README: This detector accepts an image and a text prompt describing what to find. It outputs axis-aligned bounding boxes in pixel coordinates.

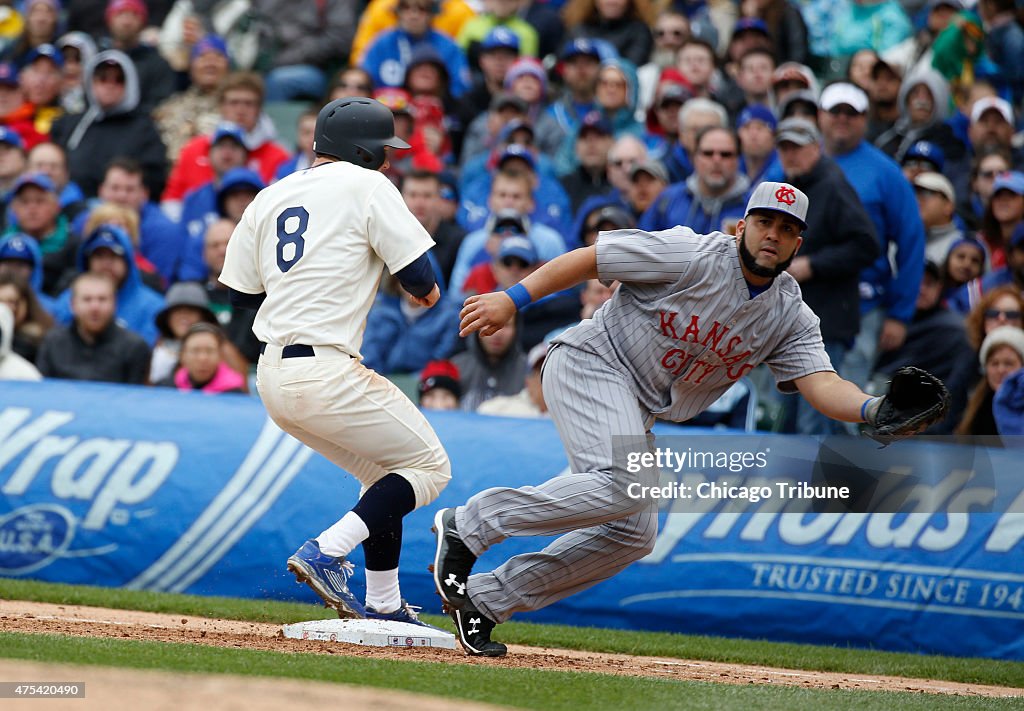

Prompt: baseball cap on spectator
[481,26,520,54]
[438,170,458,203]
[497,143,536,171]
[593,204,636,230]
[491,208,529,236]
[903,140,945,172]
[658,83,692,107]
[980,325,1024,367]
[561,38,602,61]
[374,87,413,115]
[992,170,1024,197]
[913,171,955,203]
[0,126,25,151]
[630,159,669,183]
[419,360,461,400]
[777,89,818,120]
[737,104,777,131]
[772,62,815,91]
[24,43,64,68]
[216,168,265,213]
[83,225,128,258]
[191,35,229,62]
[970,96,1014,126]
[211,122,246,147]
[578,111,613,137]
[490,92,528,113]
[0,62,18,87]
[499,118,535,145]
[106,0,148,24]
[775,117,820,146]
[11,172,56,195]
[744,180,809,229]
[820,82,869,113]
[733,17,771,38]
[498,235,538,265]
[0,235,35,264]
[156,282,218,339]
[527,341,549,371]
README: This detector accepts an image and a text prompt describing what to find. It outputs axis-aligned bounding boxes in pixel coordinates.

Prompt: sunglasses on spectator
[985,309,1023,320]
[94,70,125,85]
[698,149,736,159]
[610,158,638,169]
[656,28,687,38]
[827,106,862,118]
[500,257,530,269]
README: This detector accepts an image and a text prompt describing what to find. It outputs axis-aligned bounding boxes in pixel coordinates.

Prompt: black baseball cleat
[450,602,507,657]
[431,508,477,609]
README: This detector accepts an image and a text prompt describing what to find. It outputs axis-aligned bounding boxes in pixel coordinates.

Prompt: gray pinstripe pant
[454,343,660,623]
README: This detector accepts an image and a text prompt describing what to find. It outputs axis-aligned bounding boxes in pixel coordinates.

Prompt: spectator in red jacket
[161,72,289,211]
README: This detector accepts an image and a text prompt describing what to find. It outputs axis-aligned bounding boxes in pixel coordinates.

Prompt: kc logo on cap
[745,181,809,229]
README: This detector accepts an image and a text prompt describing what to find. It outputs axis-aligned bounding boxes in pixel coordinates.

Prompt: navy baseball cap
[211,122,246,147]
[903,140,945,172]
[498,235,538,264]
[561,38,601,61]
[25,43,64,68]
[0,235,35,263]
[497,143,536,170]
[733,17,770,37]
[481,26,520,53]
[737,104,777,131]
[0,62,18,86]
[0,126,25,151]
[992,170,1024,197]
[11,172,56,195]
[83,226,127,258]
[191,34,229,61]
[578,111,613,137]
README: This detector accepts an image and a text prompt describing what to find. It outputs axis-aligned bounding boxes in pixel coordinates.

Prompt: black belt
[260,343,315,358]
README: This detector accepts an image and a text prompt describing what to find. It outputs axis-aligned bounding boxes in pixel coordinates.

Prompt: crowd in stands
[1,0,1024,438]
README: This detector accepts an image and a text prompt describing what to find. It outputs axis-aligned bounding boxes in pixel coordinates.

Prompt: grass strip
[0,632,1018,711]
[2,578,1022,688]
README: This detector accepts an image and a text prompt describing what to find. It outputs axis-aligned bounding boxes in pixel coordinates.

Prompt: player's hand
[410,284,440,308]
[460,292,516,337]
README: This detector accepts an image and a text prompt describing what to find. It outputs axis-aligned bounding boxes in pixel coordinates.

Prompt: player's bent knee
[395,451,451,509]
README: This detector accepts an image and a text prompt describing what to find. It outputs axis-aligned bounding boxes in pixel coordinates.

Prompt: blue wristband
[860,397,874,423]
[505,283,532,310]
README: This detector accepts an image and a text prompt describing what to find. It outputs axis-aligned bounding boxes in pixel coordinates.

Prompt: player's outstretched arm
[794,371,874,423]
[460,246,598,337]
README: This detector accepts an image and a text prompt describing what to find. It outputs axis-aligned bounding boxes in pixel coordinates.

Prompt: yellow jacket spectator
[457,1,539,69]
[351,0,476,65]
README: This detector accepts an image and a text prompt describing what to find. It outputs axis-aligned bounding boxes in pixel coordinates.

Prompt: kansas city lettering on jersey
[657,311,755,382]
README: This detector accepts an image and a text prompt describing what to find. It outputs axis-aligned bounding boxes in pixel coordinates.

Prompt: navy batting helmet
[313,97,410,170]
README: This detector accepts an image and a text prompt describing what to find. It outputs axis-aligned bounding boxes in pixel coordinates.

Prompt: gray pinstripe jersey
[552,227,834,422]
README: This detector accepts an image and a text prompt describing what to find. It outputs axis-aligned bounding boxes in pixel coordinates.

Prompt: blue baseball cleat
[286,539,365,618]
[365,600,447,632]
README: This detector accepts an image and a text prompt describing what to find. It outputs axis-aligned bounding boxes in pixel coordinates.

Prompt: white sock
[364,568,401,613]
[316,512,369,558]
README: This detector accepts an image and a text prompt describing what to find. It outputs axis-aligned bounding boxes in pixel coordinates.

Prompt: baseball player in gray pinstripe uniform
[431,182,914,656]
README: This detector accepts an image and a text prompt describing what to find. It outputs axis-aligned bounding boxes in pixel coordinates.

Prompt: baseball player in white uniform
[220,97,450,626]
[431,182,914,655]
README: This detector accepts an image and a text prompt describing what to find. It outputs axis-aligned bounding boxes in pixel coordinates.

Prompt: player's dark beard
[739,233,796,278]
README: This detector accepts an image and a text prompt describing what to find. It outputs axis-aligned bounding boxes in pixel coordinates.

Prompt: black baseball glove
[863,366,951,446]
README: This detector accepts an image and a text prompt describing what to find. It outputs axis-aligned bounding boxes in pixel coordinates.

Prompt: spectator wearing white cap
[818,81,926,392]
[956,324,1024,436]
[913,171,964,263]
[968,96,1023,165]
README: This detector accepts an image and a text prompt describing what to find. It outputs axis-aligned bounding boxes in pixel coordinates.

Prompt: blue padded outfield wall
[1,380,1023,660]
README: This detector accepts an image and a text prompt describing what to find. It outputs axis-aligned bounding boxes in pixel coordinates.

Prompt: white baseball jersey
[553,226,834,422]
[220,161,434,357]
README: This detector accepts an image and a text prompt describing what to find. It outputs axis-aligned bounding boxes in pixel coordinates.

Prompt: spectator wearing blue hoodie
[50,223,164,345]
[819,82,926,389]
[178,167,265,284]
[639,126,750,234]
[361,259,460,375]
[0,232,55,314]
[2,173,77,296]
[546,38,603,139]
[361,0,471,98]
